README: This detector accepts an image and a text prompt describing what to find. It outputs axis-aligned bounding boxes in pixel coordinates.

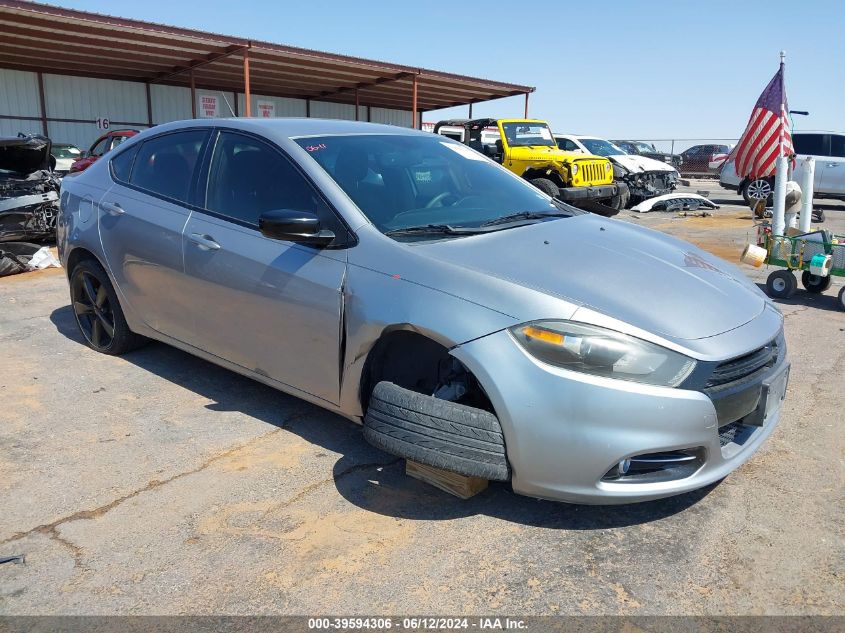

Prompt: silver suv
[720,131,845,206]
[57,118,788,505]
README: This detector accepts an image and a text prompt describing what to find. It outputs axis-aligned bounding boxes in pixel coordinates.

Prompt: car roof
[793,130,845,135]
[145,117,429,140]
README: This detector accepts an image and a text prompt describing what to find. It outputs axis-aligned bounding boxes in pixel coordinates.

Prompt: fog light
[617,458,631,476]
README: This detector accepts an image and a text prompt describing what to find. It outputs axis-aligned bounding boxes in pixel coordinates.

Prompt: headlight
[570,164,579,175]
[605,163,611,172]
[509,320,696,387]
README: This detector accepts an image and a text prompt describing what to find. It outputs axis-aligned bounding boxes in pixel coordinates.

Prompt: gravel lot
[1,181,843,615]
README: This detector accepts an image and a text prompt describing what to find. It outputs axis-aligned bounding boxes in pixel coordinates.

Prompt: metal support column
[524,92,529,118]
[355,88,360,121]
[189,70,197,118]
[36,72,47,136]
[145,82,153,127]
[243,47,251,117]
[411,73,418,129]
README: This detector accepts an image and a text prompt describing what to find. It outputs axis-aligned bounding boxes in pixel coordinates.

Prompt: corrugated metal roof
[0,0,534,112]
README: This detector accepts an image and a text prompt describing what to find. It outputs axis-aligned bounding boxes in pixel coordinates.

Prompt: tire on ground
[70,259,148,355]
[529,177,559,198]
[742,177,774,207]
[363,381,509,481]
[765,269,797,299]
[801,270,832,294]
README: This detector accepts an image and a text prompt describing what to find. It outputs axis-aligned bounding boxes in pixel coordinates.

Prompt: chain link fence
[611,138,739,178]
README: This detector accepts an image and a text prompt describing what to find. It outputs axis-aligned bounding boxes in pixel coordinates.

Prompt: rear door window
[793,134,829,157]
[89,136,109,157]
[129,130,209,204]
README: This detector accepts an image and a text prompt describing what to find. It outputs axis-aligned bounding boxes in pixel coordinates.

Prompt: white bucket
[741,244,767,268]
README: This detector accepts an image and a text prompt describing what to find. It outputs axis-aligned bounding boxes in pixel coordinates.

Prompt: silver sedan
[57,118,789,504]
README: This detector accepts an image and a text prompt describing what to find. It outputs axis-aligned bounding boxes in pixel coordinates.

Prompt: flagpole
[772,51,788,236]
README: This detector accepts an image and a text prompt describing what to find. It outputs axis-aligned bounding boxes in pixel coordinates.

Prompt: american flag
[733,63,793,179]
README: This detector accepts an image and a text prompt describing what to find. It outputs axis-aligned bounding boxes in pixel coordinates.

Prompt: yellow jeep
[433,118,628,216]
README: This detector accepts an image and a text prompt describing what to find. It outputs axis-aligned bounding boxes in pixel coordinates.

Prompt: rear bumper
[452,325,787,505]
[558,183,618,202]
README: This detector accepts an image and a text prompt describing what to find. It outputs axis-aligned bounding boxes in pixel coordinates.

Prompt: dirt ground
[0,181,843,615]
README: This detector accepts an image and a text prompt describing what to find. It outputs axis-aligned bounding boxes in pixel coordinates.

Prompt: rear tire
[69,259,148,355]
[801,271,832,293]
[765,269,797,299]
[529,177,559,198]
[363,381,509,481]
[838,286,845,311]
[742,177,774,207]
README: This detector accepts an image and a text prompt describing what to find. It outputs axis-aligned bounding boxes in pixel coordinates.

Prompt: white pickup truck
[720,131,845,206]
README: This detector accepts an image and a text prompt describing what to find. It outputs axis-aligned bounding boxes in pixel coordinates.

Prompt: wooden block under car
[405,460,488,499]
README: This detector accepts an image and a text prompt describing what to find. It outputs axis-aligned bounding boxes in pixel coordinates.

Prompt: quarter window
[129,130,208,203]
[829,135,845,158]
[204,131,331,227]
[110,145,138,183]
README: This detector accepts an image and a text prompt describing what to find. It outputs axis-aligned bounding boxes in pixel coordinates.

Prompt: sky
[49,0,843,151]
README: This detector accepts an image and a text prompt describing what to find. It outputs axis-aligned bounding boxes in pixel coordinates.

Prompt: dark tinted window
[205,131,332,227]
[130,130,208,203]
[793,134,828,156]
[110,145,138,183]
[828,135,845,158]
[557,138,580,152]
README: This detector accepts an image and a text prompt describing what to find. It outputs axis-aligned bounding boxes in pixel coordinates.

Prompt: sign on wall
[199,95,219,118]
[95,117,110,129]
[257,100,275,118]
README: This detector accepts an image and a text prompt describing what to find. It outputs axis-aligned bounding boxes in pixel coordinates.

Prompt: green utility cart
[759,229,845,310]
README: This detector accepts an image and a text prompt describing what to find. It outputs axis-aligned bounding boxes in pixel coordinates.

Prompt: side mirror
[79,150,89,158]
[258,209,335,247]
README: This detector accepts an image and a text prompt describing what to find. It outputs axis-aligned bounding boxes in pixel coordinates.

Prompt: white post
[799,156,815,233]
[772,155,788,236]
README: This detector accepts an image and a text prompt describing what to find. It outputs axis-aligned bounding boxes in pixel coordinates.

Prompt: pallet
[406,460,488,499]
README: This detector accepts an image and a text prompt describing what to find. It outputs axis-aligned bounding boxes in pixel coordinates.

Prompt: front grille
[707,339,778,388]
[577,160,609,185]
[718,421,755,447]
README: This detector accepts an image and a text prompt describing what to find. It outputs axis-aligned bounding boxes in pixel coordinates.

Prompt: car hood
[415,214,765,340]
[611,153,677,173]
[0,135,52,174]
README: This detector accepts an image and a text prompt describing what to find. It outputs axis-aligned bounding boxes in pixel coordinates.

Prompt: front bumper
[452,325,788,505]
[558,183,619,202]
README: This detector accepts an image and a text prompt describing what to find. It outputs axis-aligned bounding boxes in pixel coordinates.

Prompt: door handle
[189,233,221,251]
[101,201,124,216]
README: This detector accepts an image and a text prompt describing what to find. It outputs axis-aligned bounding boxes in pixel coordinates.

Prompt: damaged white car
[0,135,60,242]
[555,134,679,206]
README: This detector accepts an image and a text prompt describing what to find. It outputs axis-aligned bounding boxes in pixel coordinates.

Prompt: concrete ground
[0,182,843,615]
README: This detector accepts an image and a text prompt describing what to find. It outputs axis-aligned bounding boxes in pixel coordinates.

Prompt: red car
[69,129,139,174]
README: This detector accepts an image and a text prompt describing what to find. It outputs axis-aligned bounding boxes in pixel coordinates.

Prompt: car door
[98,128,210,342]
[182,129,348,405]
[819,134,845,195]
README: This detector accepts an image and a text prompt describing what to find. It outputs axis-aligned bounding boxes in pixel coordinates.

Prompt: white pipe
[799,156,815,233]
[772,154,788,236]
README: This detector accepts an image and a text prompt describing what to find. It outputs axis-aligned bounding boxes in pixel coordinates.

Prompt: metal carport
[0,0,534,138]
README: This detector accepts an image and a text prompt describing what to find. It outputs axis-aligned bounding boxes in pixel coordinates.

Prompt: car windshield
[52,145,80,159]
[579,138,625,157]
[500,122,556,147]
[295,134,579,237]
[633,142,655,153]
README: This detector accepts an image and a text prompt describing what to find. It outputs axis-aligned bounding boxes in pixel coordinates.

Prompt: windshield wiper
[481,210,572,227]
[384,224,484,237]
